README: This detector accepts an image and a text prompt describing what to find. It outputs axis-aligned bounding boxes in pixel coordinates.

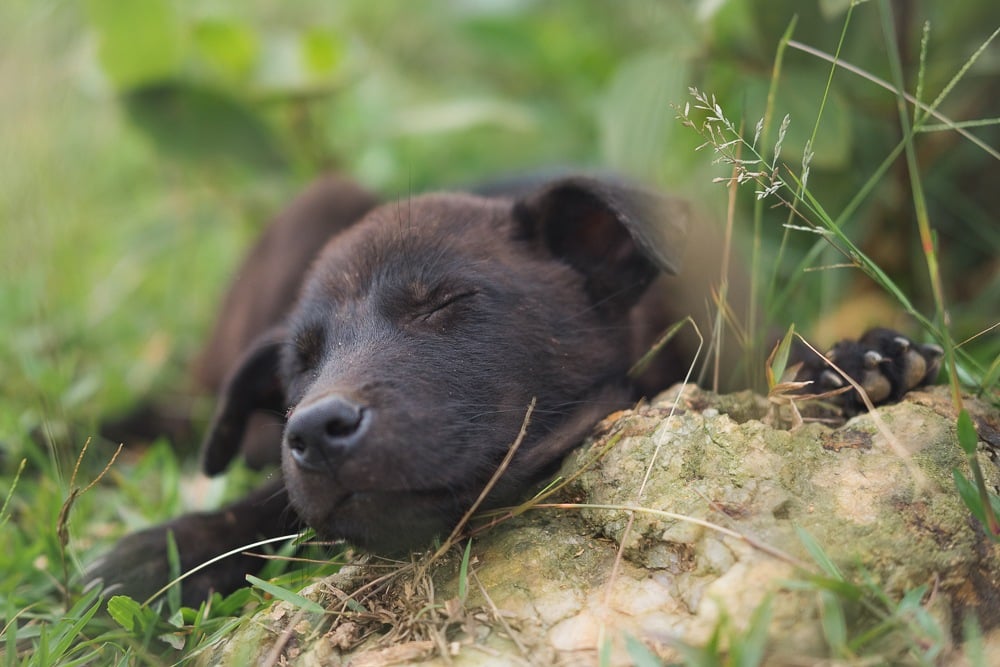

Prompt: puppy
[87,173,941,605]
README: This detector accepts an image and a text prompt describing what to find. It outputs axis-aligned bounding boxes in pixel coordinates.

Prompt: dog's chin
[286,479,465,554]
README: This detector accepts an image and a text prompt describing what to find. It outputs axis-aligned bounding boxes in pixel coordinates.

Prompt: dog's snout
[285,395,369,472]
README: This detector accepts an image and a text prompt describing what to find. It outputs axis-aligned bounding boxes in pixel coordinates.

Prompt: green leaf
[623,634,663,667]
[123,82,286,171]
[86,0,182,90]
[897,584,929,612]
[246,574,326,614]
[982,353,1000,391]
[5,597,16,667]
[989,493,1000,519]
[301,29,345,77]
[166,529,182,614]
[107,595,142,633]
[216,587,255,614]
[768,325,796,389]
[734,594,773,667]
[954,468,987,525]
[599,637,613,667]
[193,20,259,81]
[47,588,103,661]
[783,575,863,600]
[818,590,848,657]
[795,526,844,580]
[957,409,979,456]
[107,595,161,635]
[458,539,472,602]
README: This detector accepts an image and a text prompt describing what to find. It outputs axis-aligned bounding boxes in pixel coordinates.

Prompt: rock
[199,385,1000,666]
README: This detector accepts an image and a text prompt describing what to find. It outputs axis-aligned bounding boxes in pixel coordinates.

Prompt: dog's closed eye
[416,290,478,323]
[288,324,325,374]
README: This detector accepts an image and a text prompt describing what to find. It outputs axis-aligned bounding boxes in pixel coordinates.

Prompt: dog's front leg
[85,478,297,608]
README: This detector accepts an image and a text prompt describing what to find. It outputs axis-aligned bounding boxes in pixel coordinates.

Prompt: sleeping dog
[87,173,942,605]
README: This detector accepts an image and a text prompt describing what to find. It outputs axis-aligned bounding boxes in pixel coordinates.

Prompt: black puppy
[87,174,941,605]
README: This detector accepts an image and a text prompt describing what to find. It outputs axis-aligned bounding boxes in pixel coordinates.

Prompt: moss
[206,386,1000,664]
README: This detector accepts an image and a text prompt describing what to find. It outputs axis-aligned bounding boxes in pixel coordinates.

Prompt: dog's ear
[513,176,689,311]
[201,328,286,476]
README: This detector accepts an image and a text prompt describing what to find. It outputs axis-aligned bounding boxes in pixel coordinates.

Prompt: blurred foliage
[1,0,997,661]
[76,0,999,334]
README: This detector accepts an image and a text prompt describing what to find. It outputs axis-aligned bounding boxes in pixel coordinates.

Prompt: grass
[0,4,305,662]
[676,1,1000,542]
[2,0,998,664]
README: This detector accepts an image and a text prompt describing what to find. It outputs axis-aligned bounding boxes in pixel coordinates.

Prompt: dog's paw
[83,524,179,604]
[83,513,266,608]
[798,327,943,415]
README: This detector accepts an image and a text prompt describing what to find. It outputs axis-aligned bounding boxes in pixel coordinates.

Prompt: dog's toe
[797,327,942,415]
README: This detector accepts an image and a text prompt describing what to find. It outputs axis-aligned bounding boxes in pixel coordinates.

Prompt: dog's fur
[87,173,941,605]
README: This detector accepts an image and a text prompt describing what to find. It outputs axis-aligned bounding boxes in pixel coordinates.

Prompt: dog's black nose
[284,395,369,472]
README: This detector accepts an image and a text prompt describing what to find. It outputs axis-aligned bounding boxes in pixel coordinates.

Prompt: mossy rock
[200,385,1000,666]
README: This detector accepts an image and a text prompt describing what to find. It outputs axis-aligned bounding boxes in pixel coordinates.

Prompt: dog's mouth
[330,486,456,510]
[287,482,471,553]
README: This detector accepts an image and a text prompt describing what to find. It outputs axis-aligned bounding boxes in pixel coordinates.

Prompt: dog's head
[200,176,688,552]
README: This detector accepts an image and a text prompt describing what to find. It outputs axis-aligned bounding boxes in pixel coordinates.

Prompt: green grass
[0,4,298,662]
[2,0,998,664]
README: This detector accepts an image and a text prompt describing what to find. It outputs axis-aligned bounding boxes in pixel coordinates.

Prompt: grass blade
[245,574,326,614]
[458,539,472,602]
[796,526,843,580]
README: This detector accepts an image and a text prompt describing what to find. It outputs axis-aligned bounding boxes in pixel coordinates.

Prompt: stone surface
[199,385,1000,666]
